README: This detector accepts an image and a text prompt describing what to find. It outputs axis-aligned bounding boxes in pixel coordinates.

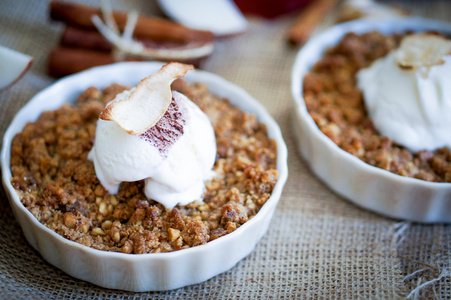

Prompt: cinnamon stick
[61,26,206,53]
[48,46,202,77]
[61,26,113,52]
[48,47,116,77]
[286,0,341,46]
[50,1,214,44]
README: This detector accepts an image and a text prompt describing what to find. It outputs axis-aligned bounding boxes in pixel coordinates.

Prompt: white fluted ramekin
[292,17,451,223]
[1,62,288,291]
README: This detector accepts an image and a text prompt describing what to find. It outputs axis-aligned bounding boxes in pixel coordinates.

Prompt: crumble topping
[10,80,278,254]
[303,31,451,182]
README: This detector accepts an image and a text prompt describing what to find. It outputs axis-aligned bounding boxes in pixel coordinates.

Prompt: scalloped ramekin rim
[291,17,451,222]
[1,61,288,289]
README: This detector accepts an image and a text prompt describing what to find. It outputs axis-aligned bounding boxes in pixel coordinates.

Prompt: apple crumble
[303,31,451,182]
[10,80,278,254]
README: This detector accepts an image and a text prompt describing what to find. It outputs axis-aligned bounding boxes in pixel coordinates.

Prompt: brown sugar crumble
[10,80,278,254]
[303,31,451,183]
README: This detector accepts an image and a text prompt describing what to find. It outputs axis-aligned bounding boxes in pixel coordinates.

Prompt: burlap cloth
[0,0,450,298]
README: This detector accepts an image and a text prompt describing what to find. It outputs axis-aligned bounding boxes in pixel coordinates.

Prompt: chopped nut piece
[122,240,133,254]
[63,212,77,229]
[168,228,180,242]
[101,220,113,230]
[225,221,237,233]
[110,196,118,206]
[94,184,105,196]
[80,221,90,234]
[198,204,209,212]
[110,226,121,243]
[91,227,105,236]
[99,202,108,216]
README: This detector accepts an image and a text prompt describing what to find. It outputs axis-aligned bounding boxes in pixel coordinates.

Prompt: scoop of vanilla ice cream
[357,52,451,153]
[88,90,216,208]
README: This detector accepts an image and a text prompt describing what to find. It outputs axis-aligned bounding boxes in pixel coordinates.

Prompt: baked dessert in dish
[9,62,276,254]
[292,17,451,223]
[304,32,450,182]
[1,62,288,290]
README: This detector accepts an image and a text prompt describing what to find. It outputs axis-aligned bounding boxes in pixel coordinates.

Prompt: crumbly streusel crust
[10,80,278,254]
[303,31,451,183]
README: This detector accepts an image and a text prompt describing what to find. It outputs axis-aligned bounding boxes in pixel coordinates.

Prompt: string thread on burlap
[90,0,214,62]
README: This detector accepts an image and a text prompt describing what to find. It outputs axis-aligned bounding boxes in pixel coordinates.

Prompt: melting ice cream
[357,33,451,153]
[88,63,216,208]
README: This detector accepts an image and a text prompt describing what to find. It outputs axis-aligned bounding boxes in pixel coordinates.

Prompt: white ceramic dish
[1,61,288,291]
[291,17,451,223]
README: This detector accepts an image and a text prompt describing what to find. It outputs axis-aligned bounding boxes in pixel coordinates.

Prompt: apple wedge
[396,33,451,69]
[0,45,33,90]
[99,62,193,135]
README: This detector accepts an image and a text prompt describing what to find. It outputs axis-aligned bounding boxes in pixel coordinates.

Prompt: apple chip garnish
[396,33,451,69]
[0,45,33,90]
[99,62,194,135]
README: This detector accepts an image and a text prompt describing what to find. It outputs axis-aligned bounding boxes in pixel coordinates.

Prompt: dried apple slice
[0,46,33,90]
[100,62,193,135]
[157,0,247,36]
[396,33,451,69]
[140,42,214,61]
